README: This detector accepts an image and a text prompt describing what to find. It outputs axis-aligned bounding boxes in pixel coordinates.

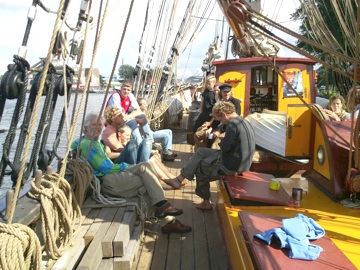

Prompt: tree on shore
[118,64,135,81]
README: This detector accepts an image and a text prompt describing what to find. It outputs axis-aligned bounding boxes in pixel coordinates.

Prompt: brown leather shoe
[155,202,183,218]
[161,219,192,234]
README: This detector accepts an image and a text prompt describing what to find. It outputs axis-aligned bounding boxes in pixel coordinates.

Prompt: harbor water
[0,92,106,211]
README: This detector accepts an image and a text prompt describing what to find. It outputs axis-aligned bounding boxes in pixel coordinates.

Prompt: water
[0,92,107,211]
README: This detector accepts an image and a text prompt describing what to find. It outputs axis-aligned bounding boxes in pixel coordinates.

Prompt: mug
[269,178,281,191]
[292,188,308,201]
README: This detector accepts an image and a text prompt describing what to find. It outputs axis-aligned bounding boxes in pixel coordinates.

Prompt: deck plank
[113,206,137,257]
[134,129,230,270]
[77,207,119,270]
[102,207,126,257]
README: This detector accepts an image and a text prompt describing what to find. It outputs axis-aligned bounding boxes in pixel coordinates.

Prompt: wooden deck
[1,126,230,270]
[133,130,230,270]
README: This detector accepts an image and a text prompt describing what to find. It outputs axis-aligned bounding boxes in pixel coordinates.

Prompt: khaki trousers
[101,162,166,206]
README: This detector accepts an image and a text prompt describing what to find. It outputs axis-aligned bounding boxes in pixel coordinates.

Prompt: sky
[0,0,302,80]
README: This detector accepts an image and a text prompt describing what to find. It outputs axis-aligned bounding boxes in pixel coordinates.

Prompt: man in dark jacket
[164,102,255,210]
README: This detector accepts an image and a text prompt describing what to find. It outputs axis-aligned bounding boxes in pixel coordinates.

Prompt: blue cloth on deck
[254,214,325,260]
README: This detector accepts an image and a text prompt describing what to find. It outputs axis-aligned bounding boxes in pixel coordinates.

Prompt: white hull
[246,110,287,156]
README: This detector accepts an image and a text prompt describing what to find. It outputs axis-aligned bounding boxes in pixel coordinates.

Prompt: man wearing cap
[163,102,255,210]
[194,83,241,150]
[106,80,153,146]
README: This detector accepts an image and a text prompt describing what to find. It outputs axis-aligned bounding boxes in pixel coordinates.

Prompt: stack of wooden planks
[43,197,148,270]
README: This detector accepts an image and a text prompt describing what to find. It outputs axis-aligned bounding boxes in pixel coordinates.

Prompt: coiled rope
[28,172,82,259]
[65,158,93,208]
[0,223,41,270]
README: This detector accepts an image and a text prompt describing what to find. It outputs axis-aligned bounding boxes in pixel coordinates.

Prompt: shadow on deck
[134,130,231,270]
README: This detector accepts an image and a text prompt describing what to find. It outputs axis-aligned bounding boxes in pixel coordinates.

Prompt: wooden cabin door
[278,68,312,157]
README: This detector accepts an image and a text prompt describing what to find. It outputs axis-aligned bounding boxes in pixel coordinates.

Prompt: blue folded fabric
[253,228,288,248]
[282,214,325,240]
[253,214,325,260]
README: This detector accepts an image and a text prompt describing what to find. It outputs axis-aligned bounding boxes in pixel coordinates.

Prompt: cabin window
[252,67,268,86]
[250,66,276,113]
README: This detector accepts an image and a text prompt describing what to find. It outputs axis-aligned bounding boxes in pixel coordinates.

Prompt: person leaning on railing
[324,95,351,121]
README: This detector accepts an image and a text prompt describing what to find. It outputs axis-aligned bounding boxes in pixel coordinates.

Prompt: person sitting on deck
[136,97,177,161]
[106,80,153,145]
[72,112,191,233]
[163,102,255,210]
[102,106,151,164]
[194,83,241,151]
[103,122,182,184]
[323,95,351,121]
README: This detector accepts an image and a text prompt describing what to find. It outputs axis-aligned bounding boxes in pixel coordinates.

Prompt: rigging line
[250,6,355,64]
[180,39,194,81]
[134,0,151,96]
[88,0,135,130]
[191,15,224,21]
[149,2,170,105]
[66,0,97,164]
[220,15,225,45]
[271,0,283,32]
[181,0,216,54]
[39,0,78,163]
[0,60,30,184]
[139,0,151,54]
[347,3,360,187]
[147,0,173,113]
[70,0,119,169]
[246,21,353,79]
[7,0,68,225]
[140,0,166,98]
[330,0,358,57]
[55,1,101,156]
[169,0,194,57]
[135,0,155,97]
[149,0,180,114]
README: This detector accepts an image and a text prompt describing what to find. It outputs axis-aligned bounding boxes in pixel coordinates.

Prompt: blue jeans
[126,114,153,145]
[114,138,152,164]
[150,129,173,152]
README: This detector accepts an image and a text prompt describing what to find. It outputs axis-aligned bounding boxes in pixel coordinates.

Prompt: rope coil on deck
[28,173,82,259]
[0,223,41,270]
[65,158,93,207]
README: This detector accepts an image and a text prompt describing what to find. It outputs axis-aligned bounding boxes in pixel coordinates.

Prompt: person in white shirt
[106,80,153,145]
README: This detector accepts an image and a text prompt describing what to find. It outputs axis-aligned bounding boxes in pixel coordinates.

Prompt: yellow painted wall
[219,71,247,117]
